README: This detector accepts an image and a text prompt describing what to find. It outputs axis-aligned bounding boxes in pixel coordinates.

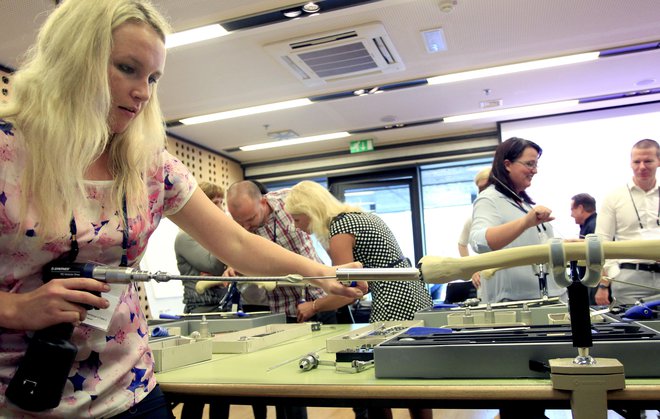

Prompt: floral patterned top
[0,121,197,418]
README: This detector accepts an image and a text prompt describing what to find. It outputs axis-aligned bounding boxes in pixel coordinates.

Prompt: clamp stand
[533,263,549,300]
[550,357,625,419]
[547,235,625,419]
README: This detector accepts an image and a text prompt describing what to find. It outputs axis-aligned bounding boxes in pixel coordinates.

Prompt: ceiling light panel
[166,24,229,49]
[427,52,599,85]
[239,132,350,151]
[179,99,313,125]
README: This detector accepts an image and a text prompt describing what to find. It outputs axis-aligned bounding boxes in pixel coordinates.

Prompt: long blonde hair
[285,181,362,247]
[0,0,171,239]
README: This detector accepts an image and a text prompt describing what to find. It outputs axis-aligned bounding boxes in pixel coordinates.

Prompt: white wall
[139,218,185,317]
[500,102,660,240]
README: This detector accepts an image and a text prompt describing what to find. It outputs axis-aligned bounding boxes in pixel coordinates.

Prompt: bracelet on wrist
[312,299,318,313]
[597,284,610,289]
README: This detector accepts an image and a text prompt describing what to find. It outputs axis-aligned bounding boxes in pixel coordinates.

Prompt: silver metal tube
[93,266,151,283]
[153,273,305,283]
[97,267,423,284]
[335,267,420,282]
[153,268,421,283]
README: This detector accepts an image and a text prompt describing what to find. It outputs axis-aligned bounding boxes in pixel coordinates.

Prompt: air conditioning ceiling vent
[266,22,404,86]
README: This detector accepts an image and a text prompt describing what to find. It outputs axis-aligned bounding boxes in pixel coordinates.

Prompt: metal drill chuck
[299,353,336,372]
[151,271,173,283]
[299,353,319,371]
[92,266,151,283]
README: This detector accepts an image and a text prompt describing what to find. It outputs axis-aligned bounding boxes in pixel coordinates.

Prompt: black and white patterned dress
[330,212,432,322]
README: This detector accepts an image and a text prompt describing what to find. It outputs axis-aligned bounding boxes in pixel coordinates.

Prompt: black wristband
[597,284,609,289]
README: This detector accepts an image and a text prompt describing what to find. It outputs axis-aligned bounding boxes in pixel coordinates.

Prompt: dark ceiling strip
[0,63,15,73]
[246,145,498,181]
[220,0,381,32]
[166,120,183,128]
[309,79,428,102]
[348,117,445,134]
[578,88,660,104]
[241,131,498,169]
[222,117,449,153]
[598,41,660,58]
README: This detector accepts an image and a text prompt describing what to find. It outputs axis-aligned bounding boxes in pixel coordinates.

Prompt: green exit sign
[349,139,374,154]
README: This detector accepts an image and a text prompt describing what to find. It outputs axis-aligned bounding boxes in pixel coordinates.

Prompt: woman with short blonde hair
[286,181,432,322]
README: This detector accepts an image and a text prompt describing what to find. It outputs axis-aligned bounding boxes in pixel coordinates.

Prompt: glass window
[420,158,492,300]
[342,183,415,265]
[421,158,492,257]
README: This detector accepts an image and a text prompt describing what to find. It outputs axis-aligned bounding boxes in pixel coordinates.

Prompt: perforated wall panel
[167,136,242,195]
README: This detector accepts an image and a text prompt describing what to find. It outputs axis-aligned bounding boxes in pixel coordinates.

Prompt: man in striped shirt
[226,180,337,324]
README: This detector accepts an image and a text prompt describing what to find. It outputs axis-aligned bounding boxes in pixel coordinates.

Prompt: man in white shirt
[595,139,660,305]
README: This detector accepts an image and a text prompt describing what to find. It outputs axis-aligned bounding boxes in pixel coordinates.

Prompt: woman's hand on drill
[0,278,111,331]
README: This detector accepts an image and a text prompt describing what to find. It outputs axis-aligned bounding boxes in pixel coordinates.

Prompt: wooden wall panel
[166,136,243,196]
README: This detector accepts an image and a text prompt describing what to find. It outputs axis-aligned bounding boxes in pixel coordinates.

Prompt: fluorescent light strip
[239,132,350,151]
[180,99,313,125]
[427,52,600,85]
[443,100,580,123]
[175,51,600,125]
[166,24,229,49]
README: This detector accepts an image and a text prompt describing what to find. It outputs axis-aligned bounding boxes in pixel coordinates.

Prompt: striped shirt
[254,189,325,317]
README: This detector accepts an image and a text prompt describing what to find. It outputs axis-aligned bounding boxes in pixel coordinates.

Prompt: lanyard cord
[508,200,547,234]
[66,217,79,263]
[120,196,129,267]
[271,218,277,243]
[68,195,129,267]
[491,175,547,234]
[627,185,660,229]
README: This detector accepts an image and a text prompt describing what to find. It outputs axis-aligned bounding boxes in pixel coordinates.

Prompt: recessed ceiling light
[438,0,457,13]
[302,2,320,13]
[283,9,302,18]
[636,78,656,86]
[353,87,381,96]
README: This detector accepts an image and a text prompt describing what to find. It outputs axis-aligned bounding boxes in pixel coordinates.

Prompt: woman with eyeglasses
[468,137,567,304]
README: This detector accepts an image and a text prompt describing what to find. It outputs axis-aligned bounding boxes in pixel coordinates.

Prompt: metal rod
[153,273,305,283]
[609,278,660,293]
[335,267,420,282]
[150,267,421,284]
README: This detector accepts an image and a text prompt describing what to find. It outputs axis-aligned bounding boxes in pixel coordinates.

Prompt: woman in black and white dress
[285,180,432,322]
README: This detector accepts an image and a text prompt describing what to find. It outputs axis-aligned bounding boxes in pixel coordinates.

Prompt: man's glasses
[514,160,539,169]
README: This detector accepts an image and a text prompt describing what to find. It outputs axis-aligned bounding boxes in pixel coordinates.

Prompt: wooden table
[156,324,660,412]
